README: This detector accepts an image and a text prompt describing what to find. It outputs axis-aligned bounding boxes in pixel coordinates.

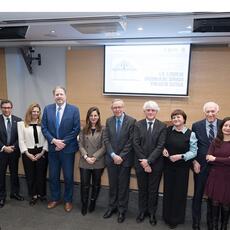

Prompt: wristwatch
[181,154,185,160]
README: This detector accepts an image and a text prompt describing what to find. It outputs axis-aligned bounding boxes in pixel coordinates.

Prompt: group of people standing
[0,86,229,230]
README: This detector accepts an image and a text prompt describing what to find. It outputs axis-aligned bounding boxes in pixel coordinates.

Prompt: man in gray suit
[103,99,136,223]
[134,100,166,226]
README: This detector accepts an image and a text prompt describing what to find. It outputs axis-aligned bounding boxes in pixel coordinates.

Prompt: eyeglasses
[1,107,12,109]
[112,106,123,110]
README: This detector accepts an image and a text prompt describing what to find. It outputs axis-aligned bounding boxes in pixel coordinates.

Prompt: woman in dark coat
[205,117,230,230]
[162,109,197,229]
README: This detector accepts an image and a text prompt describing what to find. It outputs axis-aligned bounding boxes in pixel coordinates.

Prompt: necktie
[146,121,153,153]
[116,119,121,135]
[6,117,11,145]
[147,121,153,133]
[209,123,215,142]
[56,106,61,138]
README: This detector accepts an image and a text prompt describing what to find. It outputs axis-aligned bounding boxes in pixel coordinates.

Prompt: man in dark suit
[103,99,136,223]
[41,86,80,212]
[0,99,24,208]
[133,100,166,226]
[192,101,221,230]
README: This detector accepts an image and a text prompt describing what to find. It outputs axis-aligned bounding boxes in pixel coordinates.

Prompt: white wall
[5,47,66,118]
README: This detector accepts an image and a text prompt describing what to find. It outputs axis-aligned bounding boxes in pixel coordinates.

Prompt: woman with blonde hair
[17,103,48,205]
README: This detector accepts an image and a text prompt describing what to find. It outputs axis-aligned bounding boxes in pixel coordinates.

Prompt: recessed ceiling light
[105,32,121,37]
[50,30,56,34]
[137,27,143,31]
[178,30,191,34]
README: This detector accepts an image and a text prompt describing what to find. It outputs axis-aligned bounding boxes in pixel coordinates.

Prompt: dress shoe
[29,197,38,206]
[117,212,125,223]
[81,204,87,216]
[10,193,24,201]
[192,223,200,230]
[149,214,157,226]
[0,199,5,208]
[64,202,73,212]
[39,196,47,202]
[136,212,146,223]
[192,226,200,230]
[47,201,60,209]
[88,199,96,213]
[103,208,117,219]
[168,224,177,229]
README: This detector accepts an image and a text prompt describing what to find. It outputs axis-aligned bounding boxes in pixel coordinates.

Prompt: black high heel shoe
[39,196,47,202]
[29,197,38,206]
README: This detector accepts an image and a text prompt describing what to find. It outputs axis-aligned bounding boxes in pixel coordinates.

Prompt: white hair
[203,101,220,113]
[143,100,160,112]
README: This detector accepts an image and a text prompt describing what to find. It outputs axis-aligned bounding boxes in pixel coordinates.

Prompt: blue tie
[116,119,121,143]
[209,123,214,142]
[116,119,121,135]
[56,106,61,138]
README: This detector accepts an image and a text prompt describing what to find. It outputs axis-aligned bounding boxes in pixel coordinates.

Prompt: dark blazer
[103,114,136,167]
[79,127,105,169]
[133,119,167,171]
[192,119,222,168]
[41,103,80,153]
[0,114,21,156]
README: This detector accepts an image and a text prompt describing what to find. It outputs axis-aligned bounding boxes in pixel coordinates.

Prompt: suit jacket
[17,121,48,153]
[79,127,105,169]
[41,103,80,153]
[192,118,222,168]
[133,119,167,171]
[0,114,21,156]
[103,114,136,167]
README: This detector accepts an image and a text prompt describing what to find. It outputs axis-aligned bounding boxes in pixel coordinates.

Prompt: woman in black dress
[205,117,230,230]
[162,109,198,229]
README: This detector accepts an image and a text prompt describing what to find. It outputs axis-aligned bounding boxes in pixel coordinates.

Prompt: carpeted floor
[0,177,207,230]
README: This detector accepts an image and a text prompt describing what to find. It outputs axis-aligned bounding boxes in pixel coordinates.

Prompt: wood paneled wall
[66,46,230,195]
[4,46,228,195]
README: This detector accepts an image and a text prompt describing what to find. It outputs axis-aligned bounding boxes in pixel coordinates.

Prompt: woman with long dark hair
[79,106,105,215]
[205,117,230,230]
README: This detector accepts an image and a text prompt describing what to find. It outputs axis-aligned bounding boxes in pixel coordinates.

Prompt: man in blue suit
[42,86,80,212]
[191,102,221,230]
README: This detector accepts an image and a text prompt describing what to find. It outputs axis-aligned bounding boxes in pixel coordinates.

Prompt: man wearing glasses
[0,99,24,208]
[103,99,136,223]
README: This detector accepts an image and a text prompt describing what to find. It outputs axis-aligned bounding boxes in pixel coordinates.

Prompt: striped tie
[209,123,214,142]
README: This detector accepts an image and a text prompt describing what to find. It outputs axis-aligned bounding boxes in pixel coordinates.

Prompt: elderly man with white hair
[133,100,167,226]
[191,101,222,230]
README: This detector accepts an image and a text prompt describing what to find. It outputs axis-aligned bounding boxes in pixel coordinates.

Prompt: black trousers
[0,151,20,199]
[80,168,104,206]
[107,165,131,213]
[135,166,162,215]
[192,166,210,224]
[80,168,104,189]
[22,148,48,197]
[163,165,190,225]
